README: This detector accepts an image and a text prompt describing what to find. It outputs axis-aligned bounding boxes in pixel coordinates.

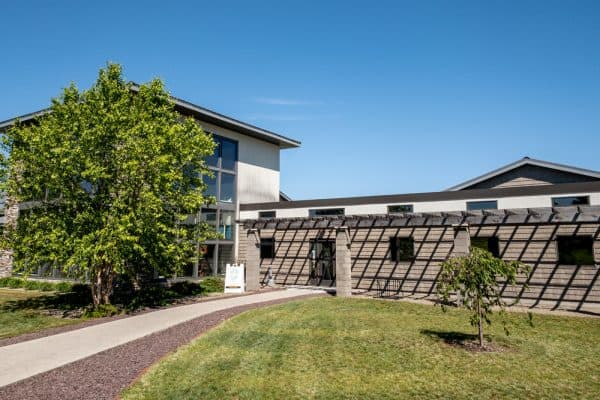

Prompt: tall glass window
[219,210,235,240]
[220,173,235,203]
[203,174,217,198]
[220,137,237,171]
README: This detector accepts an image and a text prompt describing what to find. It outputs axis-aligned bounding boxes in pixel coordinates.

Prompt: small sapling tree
[437,247,530,348]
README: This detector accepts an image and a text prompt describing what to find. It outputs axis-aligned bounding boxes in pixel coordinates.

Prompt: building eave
[240,181,600,211]
[0,86,301,149]
[446,157,600,191]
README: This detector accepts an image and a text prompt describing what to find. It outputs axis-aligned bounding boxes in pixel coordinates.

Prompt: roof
[240,180,600,211]
[0,84,301,149]
[446,157,600,191]
[240,205,600,229]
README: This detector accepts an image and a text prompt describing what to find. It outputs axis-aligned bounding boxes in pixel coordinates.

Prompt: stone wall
[0,199,19,277]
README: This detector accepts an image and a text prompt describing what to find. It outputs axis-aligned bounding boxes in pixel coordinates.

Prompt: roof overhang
[0,85,301,149]
[446,157,600,191]
[240,181,600,211]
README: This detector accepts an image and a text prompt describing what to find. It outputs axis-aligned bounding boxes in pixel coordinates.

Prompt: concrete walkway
[0,288,320,387]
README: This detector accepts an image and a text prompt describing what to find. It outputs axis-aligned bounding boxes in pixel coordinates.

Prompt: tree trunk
[477,301,484,347]
[91,263,115,308]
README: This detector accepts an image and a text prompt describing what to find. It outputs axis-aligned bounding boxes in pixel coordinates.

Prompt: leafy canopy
[437,247,530,345]
[0,63,216,301]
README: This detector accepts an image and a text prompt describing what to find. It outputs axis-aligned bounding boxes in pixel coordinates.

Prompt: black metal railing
[376,278,402,298]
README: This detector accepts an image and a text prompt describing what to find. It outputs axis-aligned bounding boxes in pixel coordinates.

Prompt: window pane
[471,236,500,257]
[260,238,275,259]
[200,208,217,228]
[219,173,235,203]
[388,204,413,213]
[202,174,217,198]
[206,137,220,167]
[466,200,497,211]
[557,236,595,265]
[219,210,235,240]
[390,237,414,262]
[309,208,345,217]
[259,211,276,219]
[220,137,237,171]
[552,196,589,207]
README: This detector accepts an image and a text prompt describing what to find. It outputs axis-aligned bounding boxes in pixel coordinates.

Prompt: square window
[260,238,275,259]
[467,200,497,211]
[388,204,413,213]
[557,236,595,265]
[390,237,415,262]
[552,196,589,207]
[471,236,500,257]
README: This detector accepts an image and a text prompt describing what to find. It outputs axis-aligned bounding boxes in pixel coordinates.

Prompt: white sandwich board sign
[224,263,245,293]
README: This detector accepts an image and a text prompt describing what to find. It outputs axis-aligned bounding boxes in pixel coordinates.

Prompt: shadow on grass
[0,279,225,317]
[420,329,506,352]
[0,284,93,313]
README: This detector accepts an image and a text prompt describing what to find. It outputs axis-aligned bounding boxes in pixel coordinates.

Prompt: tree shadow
[420,329,506,352]
[0,284,93,314]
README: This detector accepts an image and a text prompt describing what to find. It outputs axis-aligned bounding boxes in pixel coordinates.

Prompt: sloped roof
[446,157,600,191]
[0,85,301,149]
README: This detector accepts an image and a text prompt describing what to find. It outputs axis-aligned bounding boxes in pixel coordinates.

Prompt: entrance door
[309,239,336,286]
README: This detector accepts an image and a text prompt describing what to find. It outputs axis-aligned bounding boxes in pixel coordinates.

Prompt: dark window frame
[258,211,276,219]
[308,208,345,217]
[466,200,498,211]
[260,237,275,259]
[556,235,595,265]
[471,236,500,258]
[390,237,415,262]
[551,196,590,207]
[388,204,414,213]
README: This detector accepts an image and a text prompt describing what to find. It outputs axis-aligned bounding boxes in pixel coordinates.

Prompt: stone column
[0,199,19,277]
[335,226,352,297]
[245,229,260,291]
[452,224,471,257]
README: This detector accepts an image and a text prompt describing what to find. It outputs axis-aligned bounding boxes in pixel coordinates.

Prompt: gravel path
[0,293,322,400]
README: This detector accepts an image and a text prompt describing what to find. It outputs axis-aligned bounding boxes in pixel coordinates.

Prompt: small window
[467,200,497,211]
[471,236,500,257]
[388,204,413,213]
[557,236,595,265]
[309,208,345,217]
[260,238,275,259]
[552,196,589,207]
[259,211,276,219]
[390,237,415,262]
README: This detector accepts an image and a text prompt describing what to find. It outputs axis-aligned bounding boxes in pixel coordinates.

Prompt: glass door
[309,239,336,286]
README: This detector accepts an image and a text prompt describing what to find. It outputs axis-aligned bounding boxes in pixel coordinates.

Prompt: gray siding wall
[464,165,599,190]
[239,222,600,311]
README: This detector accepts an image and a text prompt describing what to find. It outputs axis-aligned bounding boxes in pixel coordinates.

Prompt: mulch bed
[0,293,322,400]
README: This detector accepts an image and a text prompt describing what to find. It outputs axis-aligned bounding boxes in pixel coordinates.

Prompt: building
[238,158,600,312]
[0,91,300,278]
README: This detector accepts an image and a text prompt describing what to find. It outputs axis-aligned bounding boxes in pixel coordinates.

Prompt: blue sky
[1,0,599,199]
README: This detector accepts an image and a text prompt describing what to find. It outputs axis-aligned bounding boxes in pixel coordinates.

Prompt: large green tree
[0,64,216,306]
[437,247,530,348]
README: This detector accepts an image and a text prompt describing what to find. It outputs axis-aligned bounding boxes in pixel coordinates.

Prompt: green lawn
[0,288,81,339]
[123,297,600,400]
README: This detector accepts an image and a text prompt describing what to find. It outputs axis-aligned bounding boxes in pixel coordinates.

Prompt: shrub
[0,277,75,292]
[201,277,224,293]
[83,304,121,318]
